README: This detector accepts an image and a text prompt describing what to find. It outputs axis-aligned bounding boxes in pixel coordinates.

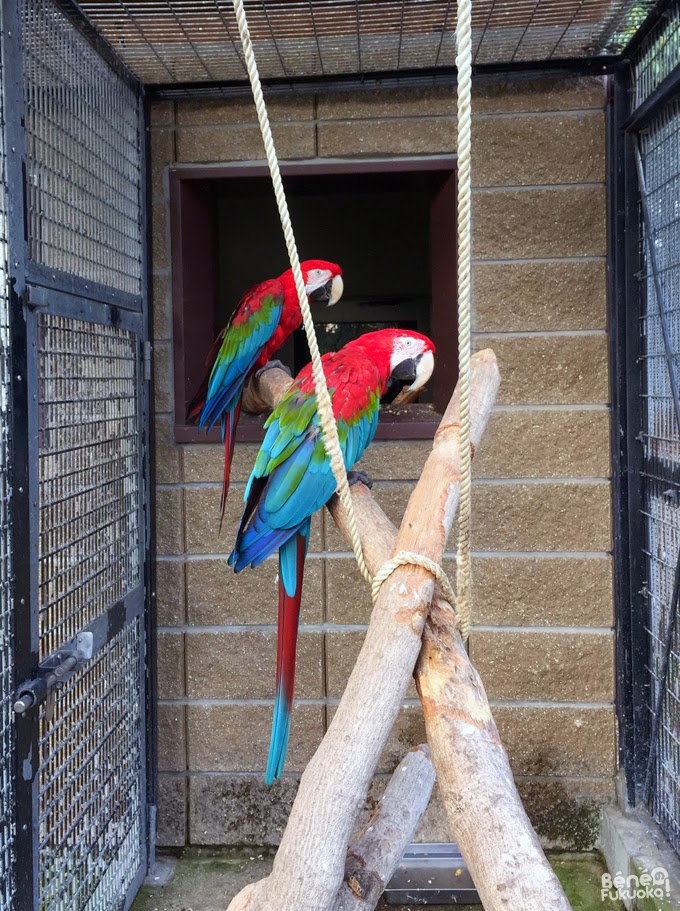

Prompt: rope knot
[371,551,469,642]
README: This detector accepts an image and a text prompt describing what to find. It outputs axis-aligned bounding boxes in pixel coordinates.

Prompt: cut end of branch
[471,347,499,366]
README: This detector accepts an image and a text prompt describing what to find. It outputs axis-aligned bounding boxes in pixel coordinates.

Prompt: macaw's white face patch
[389,334,431,367]
[304,268,332,292]
[304,270,343,307]
[384,336,434,395]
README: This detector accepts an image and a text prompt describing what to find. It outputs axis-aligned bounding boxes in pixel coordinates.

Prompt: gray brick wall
[149,74,613,851]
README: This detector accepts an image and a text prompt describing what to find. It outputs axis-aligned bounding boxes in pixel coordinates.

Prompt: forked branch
[230,351,569,911]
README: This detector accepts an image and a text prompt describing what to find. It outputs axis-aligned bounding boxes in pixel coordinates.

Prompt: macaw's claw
[347,469,373,490]
[256,359,293,380]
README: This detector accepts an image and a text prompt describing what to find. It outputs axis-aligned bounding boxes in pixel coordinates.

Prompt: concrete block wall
[149,75,614,850]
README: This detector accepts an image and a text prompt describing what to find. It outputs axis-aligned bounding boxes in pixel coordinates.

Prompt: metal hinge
[24,284,49,311]
[147,804,157,871]
[143,340,152,382]
[14,631,94,715]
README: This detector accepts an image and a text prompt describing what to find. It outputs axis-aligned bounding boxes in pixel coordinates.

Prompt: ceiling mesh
[73,0,657,85]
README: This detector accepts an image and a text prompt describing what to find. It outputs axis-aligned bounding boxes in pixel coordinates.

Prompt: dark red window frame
[169,157,457,443]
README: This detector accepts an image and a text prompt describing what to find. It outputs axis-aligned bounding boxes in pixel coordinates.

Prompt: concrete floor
[131,849,624,911]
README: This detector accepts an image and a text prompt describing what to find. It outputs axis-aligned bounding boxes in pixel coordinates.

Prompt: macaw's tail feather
[186,329,228,424]
[186,374,209,424]
[218,397,242,533]
[229,482,290,572]
[265,524,310,785]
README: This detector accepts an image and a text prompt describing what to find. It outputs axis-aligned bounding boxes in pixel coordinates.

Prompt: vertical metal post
[139,89,157,871]
[3,1,39,908]
[609,61,650,805]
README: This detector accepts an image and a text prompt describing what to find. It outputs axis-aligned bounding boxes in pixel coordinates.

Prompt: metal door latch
[14,632,94,715]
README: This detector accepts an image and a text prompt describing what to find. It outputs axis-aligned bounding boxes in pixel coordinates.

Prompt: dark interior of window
[171,160,457,442]
[216,172,432,390]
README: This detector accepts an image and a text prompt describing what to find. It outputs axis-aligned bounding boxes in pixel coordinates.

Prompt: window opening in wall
[171,159,457,442]
[217,171,432,380]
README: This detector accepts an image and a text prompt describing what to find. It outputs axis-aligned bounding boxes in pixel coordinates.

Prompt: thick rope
[232,0,370,585]
[371,551,457,610]
[455,0,473,642]
[231,0,471,642]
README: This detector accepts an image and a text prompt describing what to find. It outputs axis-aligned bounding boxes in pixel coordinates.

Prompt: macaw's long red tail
[266,524,310,786]
[218,397,242,533]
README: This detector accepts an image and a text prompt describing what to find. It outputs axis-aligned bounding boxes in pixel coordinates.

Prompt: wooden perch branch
[241,360,293,414]
[330,487,571,911]
[234,352,570,911]
[333,744,435,911]
[417,613,571,910]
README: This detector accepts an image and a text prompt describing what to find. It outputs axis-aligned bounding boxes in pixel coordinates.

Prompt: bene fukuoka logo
[601,867,670,903]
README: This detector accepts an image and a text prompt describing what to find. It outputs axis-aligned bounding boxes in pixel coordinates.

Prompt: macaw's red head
[347,328,435,404]
[279,260,344,308]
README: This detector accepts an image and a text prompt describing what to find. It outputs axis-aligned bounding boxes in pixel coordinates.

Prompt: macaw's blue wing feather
[189,282,284,525]
[198,286,283,432]
[231,391,381,573]
[266,522,310,785]
[228,508,293,572]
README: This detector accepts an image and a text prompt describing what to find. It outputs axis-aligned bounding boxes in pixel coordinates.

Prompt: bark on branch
[233,352,570,911]
[333,744,435,911]
[330,488,571,911]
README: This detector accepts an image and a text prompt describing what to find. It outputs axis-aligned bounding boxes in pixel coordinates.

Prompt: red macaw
[229,328,435,783]
[187,260,344,525]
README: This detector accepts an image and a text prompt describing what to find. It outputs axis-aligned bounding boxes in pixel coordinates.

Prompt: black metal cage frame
[610,0,680,848]
[2,0,154,909]
[0,0,677,907]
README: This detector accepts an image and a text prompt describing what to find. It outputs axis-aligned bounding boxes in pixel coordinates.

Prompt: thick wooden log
[228,351,500,911]
[333,745,435,911]
[417,611,571,909]
[330,485,571,911]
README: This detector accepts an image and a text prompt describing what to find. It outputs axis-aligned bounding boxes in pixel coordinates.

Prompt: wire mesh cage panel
[74,0,657,85]
[0,1,150,910]
[22,0,143,295]
[38,621,144,911]
[640,98,680,852]
[634,3,680,109]
[0,4,15,910]
[37,314,141,660]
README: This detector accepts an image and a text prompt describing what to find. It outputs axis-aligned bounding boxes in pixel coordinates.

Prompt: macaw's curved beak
[309,274,344,307]
[381,350,435,404]
[409,350,434,393]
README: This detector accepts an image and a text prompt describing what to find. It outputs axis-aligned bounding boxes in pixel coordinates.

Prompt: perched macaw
[187,260,344,526]
[229,328,435,783]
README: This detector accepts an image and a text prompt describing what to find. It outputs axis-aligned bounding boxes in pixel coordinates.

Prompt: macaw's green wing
[230,384,381,573]
[263,397,380,529]
[197,279,284,431]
